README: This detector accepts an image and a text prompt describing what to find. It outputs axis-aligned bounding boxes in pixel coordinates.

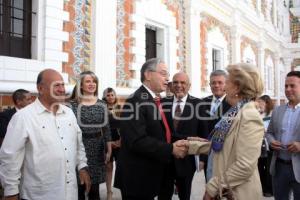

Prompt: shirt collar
[35,98,65,115]
[287,102,300,109]
[142,84,158,99]
[173,94,188,103]
[212,94,226,103]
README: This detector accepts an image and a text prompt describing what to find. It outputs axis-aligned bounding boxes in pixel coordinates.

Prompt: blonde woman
[70,71,112,200]
[189,63,264,200]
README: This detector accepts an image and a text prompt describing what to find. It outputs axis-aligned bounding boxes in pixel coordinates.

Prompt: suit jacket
[266,105,300,183]
[162,95,205,177]
[200,95,231,139]
[0,108,16,138]
[199,96,231,165]
[114,86,173,198]
[190,102,264,199]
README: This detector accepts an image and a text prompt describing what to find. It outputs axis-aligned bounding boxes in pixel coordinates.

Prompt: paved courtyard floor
[99,169,275,200]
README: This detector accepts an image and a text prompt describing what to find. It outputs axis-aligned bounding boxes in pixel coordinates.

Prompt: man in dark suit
[114,58,188,200]
[0,89,32,145]
[200,70,231,181]
[162,72,206,200]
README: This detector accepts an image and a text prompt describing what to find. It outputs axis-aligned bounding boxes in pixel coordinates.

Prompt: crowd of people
[0,59,299,200]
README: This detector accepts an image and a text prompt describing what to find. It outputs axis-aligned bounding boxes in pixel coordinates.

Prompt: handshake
[172,137,208,159]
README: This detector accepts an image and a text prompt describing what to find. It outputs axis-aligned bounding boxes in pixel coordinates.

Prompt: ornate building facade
[0,0,299,107]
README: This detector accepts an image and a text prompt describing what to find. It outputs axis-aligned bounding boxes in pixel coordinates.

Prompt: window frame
[212,48,222,71]
[0,0,32,58]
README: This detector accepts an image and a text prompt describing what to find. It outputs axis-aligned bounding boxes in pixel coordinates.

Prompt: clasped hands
[271,140,300,153]
[172,137,208,159]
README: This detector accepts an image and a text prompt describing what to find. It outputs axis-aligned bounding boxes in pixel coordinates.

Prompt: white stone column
[231,25,240,63]
[185,0,202,98]
[272,0,277,27]
[283,57,293,73]
[279,57,293,104]
[94,0,117,95]
[256,0,261,14]
[274,53,280,105]
[256,42,265,80]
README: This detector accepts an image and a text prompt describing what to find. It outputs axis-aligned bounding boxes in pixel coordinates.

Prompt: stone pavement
[99,170,275,200]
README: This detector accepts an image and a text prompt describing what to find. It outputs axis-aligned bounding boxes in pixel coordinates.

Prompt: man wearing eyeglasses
[114,58,189,200]
[162,72,207,200]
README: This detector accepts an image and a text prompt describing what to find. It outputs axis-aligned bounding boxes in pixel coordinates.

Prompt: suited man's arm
[206,109,264,197]
[0,114,9,139]
[197,101,210,163]
[121,100,173,163]
[266,109,276,143]
[266,108,282,151]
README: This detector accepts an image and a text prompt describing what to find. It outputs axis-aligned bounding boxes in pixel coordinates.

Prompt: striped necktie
[173,100,182,131]
[210,98,221,116]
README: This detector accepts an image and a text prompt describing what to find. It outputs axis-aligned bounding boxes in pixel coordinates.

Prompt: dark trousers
[273,161,300,200]
[157,163,175,200]
[157,161,195,200]
[78,183,100,200]
[175,171,195,200]
[121,194,154,200]
[258,153,273,195]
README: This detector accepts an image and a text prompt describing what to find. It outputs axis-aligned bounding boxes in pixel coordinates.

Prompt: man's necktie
[173,100,182,131]
[210,98,220,116]
[154,97,171,143]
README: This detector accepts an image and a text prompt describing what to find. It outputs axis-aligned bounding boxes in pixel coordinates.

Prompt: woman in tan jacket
[189,63,265,200]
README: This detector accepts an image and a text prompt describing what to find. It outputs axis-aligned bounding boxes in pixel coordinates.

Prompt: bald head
[37,69,63,85]
[37,69,66,110]
[172,72,191,99]
[173,72,190,84]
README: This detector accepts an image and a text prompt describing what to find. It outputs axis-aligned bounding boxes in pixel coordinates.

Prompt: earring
[235,94,238,97]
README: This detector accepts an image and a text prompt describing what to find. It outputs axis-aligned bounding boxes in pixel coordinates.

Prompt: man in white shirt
[0,69,91,200]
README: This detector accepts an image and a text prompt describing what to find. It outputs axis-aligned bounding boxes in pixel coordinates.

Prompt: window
[145,27,157,60]
[0,0,32,58]
[212,48,221,71]
[245,58,254,64]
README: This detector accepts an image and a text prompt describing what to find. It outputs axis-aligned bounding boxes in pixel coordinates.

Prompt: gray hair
[210,69,227,79]
[140,58,164,82]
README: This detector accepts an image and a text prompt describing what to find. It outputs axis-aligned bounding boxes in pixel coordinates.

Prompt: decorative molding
[240,35,258,66]
[63,0,92,78]
[261,0,267,18]
[200,13,231,89]
[116,0,132,87]
[265,48,275,63]
[72,0,87,75]
[163,0,186,71]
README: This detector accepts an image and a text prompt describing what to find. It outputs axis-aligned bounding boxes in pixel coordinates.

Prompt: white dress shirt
[0,99,87,200]
[210,95,226,116]
[142,84,157,98]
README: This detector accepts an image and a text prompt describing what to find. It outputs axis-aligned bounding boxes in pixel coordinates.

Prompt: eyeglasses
[150,70,169,77]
